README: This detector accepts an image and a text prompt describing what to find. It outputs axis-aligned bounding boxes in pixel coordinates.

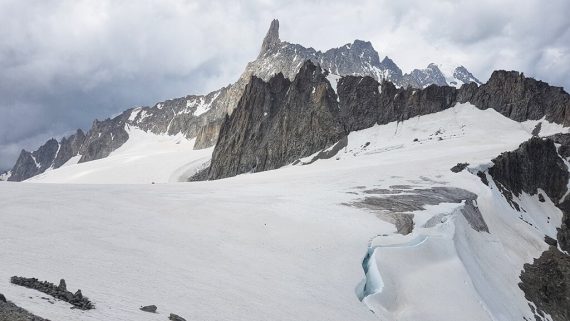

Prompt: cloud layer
[1,0,568,169]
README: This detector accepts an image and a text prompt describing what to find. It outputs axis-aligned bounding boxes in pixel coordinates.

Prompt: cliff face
[463,70,570,126]
[486,135,570,321]
[488,136,569,202]
[8,130,87,181]
[207,61,345,180]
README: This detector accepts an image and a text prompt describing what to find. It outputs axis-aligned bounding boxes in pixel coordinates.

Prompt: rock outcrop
[519,249,570,321]
[194,120,223,150]
[169,313,187,321]
[207,61,345,180]
[461,70,570,126]
[486,135,570,321]
[0,297,50,321]
[10,277,94,310]
[140,305,157,313]
[488,136,569,202]
[198,62,570,181]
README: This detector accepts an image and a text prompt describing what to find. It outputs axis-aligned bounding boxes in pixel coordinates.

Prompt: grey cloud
[0,0,569,170]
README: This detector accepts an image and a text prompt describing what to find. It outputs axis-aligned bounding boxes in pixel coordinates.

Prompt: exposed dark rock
[485,134,570,320]
[461,199,489,233]
[376,82,458,126]
[550,133,570,159]
[349,187,486,234]
[10,276,94,310]
[463,70,570,126]
[206,60,346,180]
[0,294,5,303]
[9,138,59,182]
[538,193,546,203]
[519,249,570,321]
[140,305,157,313]
[79,116,130,163]
[337,76,381,132]
[477,171,489,186]
[259,19,280,58]
[169,313,187,321]
[488,137,568,201]
[58,279,66,291]
[545,235,558,247]
[0,298,50,321]
[53,129,86,168]
[557,198,570,253]
[532,122,542,137]
[451,163,469,173]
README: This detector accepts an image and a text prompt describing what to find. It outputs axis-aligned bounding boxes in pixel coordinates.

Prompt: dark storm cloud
[0,0,569,170]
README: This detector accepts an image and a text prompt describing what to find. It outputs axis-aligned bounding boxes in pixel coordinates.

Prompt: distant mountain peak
[259,19,280,57]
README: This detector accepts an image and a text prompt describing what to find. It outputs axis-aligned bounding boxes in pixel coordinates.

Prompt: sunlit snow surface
[1,103,568,321]
[28,126,213,184]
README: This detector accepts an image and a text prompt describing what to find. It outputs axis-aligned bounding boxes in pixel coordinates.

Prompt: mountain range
[1,19,570,321]
[1,19,482,182]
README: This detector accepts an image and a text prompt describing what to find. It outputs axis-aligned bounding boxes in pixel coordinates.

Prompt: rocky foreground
[0,293,50,321]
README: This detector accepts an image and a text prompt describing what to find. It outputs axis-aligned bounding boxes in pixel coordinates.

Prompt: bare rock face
[10,276,94,310]
[337,75,382,132]
[489,136,569,201]
[79,116,130,163]
[206,60,346,180]
[53,129,86,168]
[169,313,187,321]
[463,70,570,126]
[337,75,458,132]
[194,120,223,150]
[486,135,570,321]
[9,138,59,181]
[519,249,570,321]
[259,19,280,57]
[0,298,51,321]
[9,130,85,181]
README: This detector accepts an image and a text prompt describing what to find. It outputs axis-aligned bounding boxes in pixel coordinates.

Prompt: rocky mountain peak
[259,19,280,57]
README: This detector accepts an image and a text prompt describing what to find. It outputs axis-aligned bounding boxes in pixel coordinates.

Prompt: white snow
[28,126,213,184]
[30,154,40,169]
[326,73,341,96]
[2,103,569,321]
[191,93,219,117]
[0,170,11,181]
[128,107,142,122]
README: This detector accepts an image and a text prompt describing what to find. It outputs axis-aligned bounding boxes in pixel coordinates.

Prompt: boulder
[140,305,157,313]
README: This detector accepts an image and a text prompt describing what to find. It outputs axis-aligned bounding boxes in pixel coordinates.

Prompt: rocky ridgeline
[486,135,570,321]
[10,277,94,310]
[5,19,482,182]
[196,59,570,181]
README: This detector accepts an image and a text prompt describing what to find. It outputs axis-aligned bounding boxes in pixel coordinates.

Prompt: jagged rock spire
[259,19,280,57]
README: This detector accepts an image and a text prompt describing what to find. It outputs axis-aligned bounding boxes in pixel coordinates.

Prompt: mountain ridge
[195,60,570,181]
[0,20,504,181]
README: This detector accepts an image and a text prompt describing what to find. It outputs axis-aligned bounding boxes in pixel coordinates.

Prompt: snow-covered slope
[28,126,213,184]
[1,103,568,321]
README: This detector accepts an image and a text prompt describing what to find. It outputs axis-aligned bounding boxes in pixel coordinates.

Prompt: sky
[1,0,569,170]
